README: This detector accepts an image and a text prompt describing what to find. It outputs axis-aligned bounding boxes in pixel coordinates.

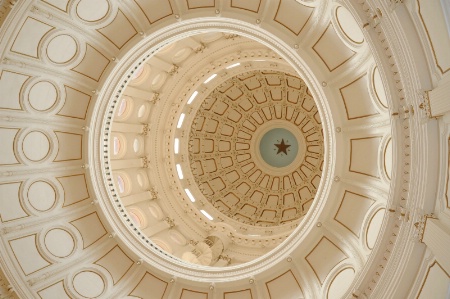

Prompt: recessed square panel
[274,0,313,35]
[306,237,347,283]
[313,24,355,72]
[266,270,303,299]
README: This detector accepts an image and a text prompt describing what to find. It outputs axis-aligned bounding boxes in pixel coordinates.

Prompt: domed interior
[108,34,326,266]
[0,1,449,298]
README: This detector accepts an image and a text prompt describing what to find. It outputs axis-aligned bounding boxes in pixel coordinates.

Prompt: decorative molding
[0,1,17,27]
[413,213,436,243]
[388,0,404,11]
[0,265,17,299]
[418,90,433,119]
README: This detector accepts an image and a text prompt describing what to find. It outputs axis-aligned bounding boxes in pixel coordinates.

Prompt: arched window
[129,211,142,228]
[130,65,144,80]
[117,175,125,193]
[113,136,121,155]
[117,98,128,117]
[133,138,140,153]
[138,104,147,118]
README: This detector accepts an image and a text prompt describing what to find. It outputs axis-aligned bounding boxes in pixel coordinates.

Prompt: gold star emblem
[274,139,291,155]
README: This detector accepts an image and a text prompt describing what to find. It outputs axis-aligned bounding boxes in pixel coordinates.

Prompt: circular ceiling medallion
[22,131,50,162]
[44,228,75,258]
[252,120,307,175]
[27,181,56,211]
[28,81,58,111]
[46,35,78,64]
[76,0,110,22]
[72,271,105,298]
[259,127,299,168]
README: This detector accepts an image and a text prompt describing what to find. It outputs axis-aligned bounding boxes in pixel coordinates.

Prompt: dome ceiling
[189,70,323,227]
[0,0,448,298]
[108,35,320,266]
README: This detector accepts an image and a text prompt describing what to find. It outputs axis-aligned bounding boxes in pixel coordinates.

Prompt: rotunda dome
[187,69,324,228]
[0,1,448,298]
[105,32,330,267]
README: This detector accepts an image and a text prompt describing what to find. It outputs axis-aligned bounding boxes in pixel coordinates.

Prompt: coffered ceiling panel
[349,137,382,178]
[274,0,313,35]
[313,23,355,72]
[133,0,173,24]
[54,131,83,162]
[71,44,110,81]
[313,24,355,72]
[40,0,69,12]
[417,0,450,73]
[306,237,348,283]
[334,190,375,237]
[417,261,450,299]
[57,86,91,119]
[9,234,51,275]
[11,17,53,58]
[0,70,29,110]
[0,182,28,222]
[97,10,138,49]
[223,289,253,299]
[265,270,303,299]
[0,128,20,165]
[95,245,134,285]
[70,212,107,249]
[180,289,209,299]
[339,73,380,120]
[230,0,261,13]
[129,272,168,298]
[38,281,71,299]
[56,174,89,207]
[186,0,215,9]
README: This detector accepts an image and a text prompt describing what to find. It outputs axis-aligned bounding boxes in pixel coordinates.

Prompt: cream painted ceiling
[0,0,447,298]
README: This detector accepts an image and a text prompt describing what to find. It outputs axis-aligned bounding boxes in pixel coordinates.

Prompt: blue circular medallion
[259,128,298,168]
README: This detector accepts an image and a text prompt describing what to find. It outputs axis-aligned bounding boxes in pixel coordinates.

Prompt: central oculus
[259,128,299,168]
